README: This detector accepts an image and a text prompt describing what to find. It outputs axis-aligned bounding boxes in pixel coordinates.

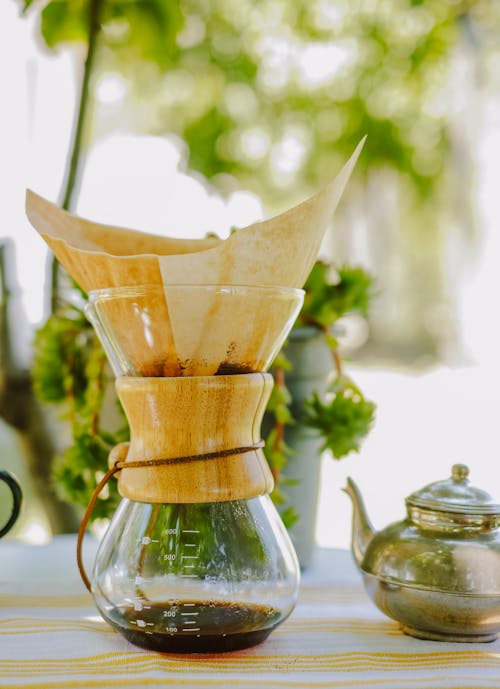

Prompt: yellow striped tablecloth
[0,536,499,689]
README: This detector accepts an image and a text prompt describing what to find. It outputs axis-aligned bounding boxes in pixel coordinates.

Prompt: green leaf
[279,476,300,487]
[32,311,89,405]
[333,266,376,320]
[279,506,300,530]
[103,0,183,69]
[184,106,232,178]
[303,379,376,459]
[53,431,121,518]
[270,484,286,506]
[297,262,375,331]
[266,382,292,414]
[20,0,36,14]
[274,404,294,425]
[272,351,292,371]
[41,0,89,48]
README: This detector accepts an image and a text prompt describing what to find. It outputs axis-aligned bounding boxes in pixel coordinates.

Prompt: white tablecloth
[1,535,499,688]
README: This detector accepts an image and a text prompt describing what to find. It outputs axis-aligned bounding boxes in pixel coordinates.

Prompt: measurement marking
[183,620,198,625]
[181,555,198,559]
[181,530,200,534]
[183,603,195,607]
[181,612,199,616]
[182,627,200,632]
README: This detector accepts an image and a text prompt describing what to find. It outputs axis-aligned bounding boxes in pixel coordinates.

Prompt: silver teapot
[344,464,500,642]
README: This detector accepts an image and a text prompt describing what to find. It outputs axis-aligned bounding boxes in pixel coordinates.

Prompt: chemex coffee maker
[26,141,363,653]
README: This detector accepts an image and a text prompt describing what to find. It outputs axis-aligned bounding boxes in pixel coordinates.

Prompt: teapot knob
[451,464,470,482]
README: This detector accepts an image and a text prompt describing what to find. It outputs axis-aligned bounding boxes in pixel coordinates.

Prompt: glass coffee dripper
[83,284,303,653]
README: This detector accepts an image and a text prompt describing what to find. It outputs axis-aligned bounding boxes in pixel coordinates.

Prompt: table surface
[1,535,499,689]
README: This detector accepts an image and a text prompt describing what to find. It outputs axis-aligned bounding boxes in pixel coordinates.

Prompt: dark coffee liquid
[103,600,282,653]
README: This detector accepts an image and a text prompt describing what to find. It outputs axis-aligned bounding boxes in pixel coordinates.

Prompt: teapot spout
[342,477,375,569]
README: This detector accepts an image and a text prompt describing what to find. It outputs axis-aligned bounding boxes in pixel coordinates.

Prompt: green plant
[265,262,376,526]
[31,299,129,517]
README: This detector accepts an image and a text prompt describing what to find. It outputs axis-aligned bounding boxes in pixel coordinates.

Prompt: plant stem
[331,347,343,379]
[297,315,344,378]
[60,0,102,210]
[51,0,103,312]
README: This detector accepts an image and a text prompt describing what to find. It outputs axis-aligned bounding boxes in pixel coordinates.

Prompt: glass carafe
[93,497,297,652]
[84,284,304,652]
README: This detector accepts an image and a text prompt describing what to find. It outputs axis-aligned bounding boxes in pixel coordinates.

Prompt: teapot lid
[406,464,500,515]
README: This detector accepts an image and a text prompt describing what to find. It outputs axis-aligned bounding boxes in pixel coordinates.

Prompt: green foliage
[29,0,184,69]
[277,506,300,530]
[268,263,376,523]
[32,308,90,405]
[138,0,478,204]
[304,378,376,458]
[297,262,375,331]
[20,0,488,206]
[267,380,294,427]
[102,0,183,69]
[41,1,89,47]
[265,427,293,475]
[53,431,121,517]
[183,107,233,181]
[295,264,376,460]
[32,303,128,517]
[20,0,35,14]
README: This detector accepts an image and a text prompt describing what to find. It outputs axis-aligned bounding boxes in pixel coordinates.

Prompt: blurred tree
[21,0,500,358]
[23,0,499,202]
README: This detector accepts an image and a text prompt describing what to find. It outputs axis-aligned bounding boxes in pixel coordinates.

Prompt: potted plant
[264,261,375,566]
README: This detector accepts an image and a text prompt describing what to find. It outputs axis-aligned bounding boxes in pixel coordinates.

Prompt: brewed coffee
[103,600,282,653]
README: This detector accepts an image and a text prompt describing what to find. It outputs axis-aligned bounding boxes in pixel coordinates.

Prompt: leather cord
[76,441,265,592]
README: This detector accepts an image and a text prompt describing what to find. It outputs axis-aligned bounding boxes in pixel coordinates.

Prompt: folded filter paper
[26,139,364,376]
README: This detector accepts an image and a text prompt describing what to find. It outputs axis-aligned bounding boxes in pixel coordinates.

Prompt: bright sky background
[1,2,500,548]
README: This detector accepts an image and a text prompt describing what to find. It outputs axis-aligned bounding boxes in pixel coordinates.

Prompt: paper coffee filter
[161,285,303,375]
[86,284,303,376]
[159,138,364,369]
[159,138,365,290]
[26,138,364,374]
[25,190,221,292]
